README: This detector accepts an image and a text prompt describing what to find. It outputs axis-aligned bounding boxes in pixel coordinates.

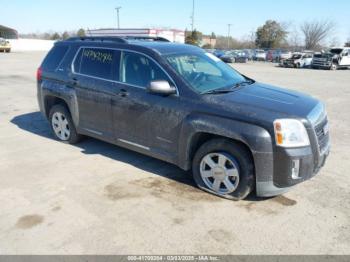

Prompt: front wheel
[49,104,82,144]
[330,63,338,70]
[192,139,255,200]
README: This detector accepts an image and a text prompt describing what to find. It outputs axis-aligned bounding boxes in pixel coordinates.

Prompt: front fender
[177,113,274,183]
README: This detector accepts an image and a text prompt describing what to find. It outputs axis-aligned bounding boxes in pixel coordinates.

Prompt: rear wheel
[49,104,82,144]
[192,139,255,200]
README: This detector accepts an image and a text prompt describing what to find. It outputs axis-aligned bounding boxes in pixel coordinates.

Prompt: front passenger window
[120,51,172,88]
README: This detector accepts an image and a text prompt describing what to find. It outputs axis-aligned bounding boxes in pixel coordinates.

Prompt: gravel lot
[0,51,349,255]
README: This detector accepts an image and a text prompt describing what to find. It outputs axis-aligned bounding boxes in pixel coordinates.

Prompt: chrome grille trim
[307,102,330,155]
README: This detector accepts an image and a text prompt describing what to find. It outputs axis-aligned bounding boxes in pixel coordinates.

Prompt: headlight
[273,119,310,148]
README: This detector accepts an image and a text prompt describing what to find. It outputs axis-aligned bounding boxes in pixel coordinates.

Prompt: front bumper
[256,103,330,197]
[312,61,332,68]
[256,145,330,197]
[282,61,296,67]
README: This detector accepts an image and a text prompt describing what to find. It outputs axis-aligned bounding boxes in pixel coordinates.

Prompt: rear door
[71,47,121,139]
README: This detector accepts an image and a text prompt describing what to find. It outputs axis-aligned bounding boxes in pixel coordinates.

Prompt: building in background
[0,25,18,39]
[201,35,217,48]
[87,28,185,43]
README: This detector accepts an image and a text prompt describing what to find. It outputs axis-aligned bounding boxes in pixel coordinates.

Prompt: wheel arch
[186,132,254,171]
[40,84,79,126]
[177,114,273,172]
[44,95,71,119]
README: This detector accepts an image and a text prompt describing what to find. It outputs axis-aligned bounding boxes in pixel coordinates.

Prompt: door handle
[119,89,128,97]
[70,78,79,86]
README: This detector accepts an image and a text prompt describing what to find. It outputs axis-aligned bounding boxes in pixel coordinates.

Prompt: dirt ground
[0,52,349,255]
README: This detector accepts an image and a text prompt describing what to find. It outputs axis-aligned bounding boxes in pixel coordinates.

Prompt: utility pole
[115,7,122,29]
[190,0,195,32]
[227,24,232,49]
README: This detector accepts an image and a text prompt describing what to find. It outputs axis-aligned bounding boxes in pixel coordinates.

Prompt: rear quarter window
[73,48,120,81]
[42,45,69,71]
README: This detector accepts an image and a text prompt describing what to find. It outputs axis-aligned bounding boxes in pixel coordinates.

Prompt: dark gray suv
[37,36,330,200]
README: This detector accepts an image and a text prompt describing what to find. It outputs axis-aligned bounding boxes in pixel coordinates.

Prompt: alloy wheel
[200,152,240,195]
[51,112,71,141]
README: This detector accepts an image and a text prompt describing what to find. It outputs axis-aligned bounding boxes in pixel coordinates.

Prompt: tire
[192,139,255,200]
[49,104,82,144]
[330,63,338,70]
[296,63,301,69]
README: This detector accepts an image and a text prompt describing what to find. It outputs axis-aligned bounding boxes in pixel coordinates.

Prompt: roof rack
[66,36,171,44]
[66,36,127,43]
[124,36,170,42]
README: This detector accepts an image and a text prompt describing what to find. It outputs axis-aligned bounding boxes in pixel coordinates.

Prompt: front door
[111,50,184,156]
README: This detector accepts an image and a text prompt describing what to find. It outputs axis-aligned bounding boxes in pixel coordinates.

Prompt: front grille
[312,59,330,66]
[314,118,330,154]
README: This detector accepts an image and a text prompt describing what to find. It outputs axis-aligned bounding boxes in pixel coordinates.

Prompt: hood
[209,82,319,119]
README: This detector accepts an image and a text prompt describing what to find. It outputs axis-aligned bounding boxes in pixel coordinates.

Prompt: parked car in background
[221,50,249,63]
[254,49,266,61]
[266,50,278,62]
[243,49,254,60]
[0,38,11,53]
[312,47,350,70]
[220,51,237,63]
[213,49,226,58]
[279,50,292,61]
[281,52,314,68]
[234,50,249,63]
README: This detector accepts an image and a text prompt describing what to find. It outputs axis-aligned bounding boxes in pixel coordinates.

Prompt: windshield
[330,48,343,55]
[166,52,247,94]
[292,54,302,59]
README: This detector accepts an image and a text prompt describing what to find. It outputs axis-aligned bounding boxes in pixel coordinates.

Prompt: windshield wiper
[202,88,236,95]
[201,80,255,95]
[234,79,255,87]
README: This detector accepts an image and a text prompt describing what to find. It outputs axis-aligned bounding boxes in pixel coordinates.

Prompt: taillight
[36,67,42,82]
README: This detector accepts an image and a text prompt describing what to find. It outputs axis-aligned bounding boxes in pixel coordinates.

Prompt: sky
[2,0,350,44]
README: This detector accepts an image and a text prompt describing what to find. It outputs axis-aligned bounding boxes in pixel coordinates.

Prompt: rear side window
[42,45,69,71]
[73,48,119,81]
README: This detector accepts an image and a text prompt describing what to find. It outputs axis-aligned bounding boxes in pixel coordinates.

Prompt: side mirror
[148,80,176,95]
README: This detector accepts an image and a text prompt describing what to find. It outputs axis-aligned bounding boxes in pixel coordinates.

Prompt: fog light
[291,159,300,179]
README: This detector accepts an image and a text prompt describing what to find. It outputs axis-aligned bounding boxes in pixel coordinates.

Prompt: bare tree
[346,35,350,47]
[329,37,340,47]
[288,26,302,52]
[300,20,335,50]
